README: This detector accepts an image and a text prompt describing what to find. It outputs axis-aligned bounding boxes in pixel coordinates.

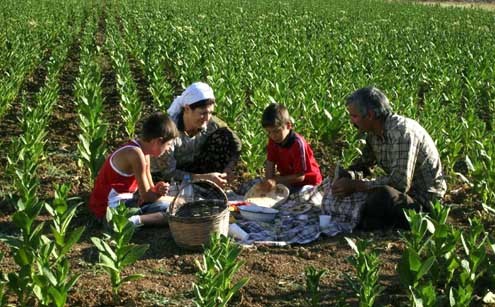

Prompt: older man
[332,86,447,230]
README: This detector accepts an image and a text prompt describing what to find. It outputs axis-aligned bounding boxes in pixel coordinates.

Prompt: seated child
[261,103,322,193]
[89,112,179,226]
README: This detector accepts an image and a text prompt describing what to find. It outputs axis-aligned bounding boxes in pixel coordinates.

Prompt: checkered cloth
[321,178,367,229]
[237,207,321,245]
[230,177,366,245]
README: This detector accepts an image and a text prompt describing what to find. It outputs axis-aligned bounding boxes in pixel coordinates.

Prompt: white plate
[239,205,279,222]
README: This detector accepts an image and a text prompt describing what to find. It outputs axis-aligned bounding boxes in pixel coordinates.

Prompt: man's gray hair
[346,86,392,120]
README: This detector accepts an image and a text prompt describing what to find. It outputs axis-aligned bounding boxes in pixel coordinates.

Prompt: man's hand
[331,177,356,197]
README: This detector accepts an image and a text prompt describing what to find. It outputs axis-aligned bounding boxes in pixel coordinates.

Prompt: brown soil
[0,1,488,306]
[0,76,480,305]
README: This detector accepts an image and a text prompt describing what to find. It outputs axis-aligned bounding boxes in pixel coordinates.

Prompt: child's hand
[153,181,170,196]
[259,179,276,193]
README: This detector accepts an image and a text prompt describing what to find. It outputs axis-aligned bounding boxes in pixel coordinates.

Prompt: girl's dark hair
[261,103,291,128]
[177,98,215,131]
[141,112,179,142]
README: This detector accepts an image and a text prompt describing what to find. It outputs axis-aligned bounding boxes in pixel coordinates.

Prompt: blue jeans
[138,200,170,214]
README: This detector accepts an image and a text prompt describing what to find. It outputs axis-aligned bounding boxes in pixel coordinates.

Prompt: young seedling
[304,265,327,307]
[30,184,85,307]
[0,252,6,306]
[193,233,249,307]
[91,203,149,303]
[343,237,383,307]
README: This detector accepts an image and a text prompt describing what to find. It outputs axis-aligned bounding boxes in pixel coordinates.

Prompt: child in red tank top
[89,112,179,226]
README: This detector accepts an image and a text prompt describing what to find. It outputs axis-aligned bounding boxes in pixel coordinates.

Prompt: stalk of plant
[304,265,327,307]
[31,184,85,307]
[0,196,45,305]
[91,203,149,303]
[75,48,108,182]
[0,252,7,306]
[343,237,383,307]
[193,234,249,307]
[424,202,460,289]
[107,15,142,138]
[398,209,437,306]
[449,218,489,306]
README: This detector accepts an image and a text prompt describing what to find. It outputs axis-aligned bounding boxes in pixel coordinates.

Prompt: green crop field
[0,0,494,305]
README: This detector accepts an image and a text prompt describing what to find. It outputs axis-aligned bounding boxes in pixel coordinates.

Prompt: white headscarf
[167,82,215,122]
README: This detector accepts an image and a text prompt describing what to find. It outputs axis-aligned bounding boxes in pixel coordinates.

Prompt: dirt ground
[0,1,490,306]
[0,82,480,306]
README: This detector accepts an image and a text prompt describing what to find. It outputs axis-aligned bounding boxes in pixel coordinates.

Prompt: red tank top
[89,140,140,218]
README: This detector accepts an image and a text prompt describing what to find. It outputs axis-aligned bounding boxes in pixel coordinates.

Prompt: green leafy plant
[304,265,327,307]
[344,237,383,307]
[449,218,489,306]
[1,197,45,305]
[0,252,7,306]
[193,234,249,307]
[30,184,85,307]
[90,204,149,303]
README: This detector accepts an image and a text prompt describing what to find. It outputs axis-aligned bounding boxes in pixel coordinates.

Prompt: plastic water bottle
[181,174,194,203]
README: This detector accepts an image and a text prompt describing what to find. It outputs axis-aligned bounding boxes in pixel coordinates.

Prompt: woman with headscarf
[152,82,241,187]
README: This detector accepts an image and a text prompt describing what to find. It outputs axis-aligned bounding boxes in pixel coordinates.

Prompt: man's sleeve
[348,140,376,179]
[364,132,419,192]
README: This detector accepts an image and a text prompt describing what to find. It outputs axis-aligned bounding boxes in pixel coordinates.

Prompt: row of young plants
[105,9,144,138]
[0,7,84,303]
[73,5,109,184]
[297,203,495,306]
[0,184,85,307]
[111,0,495,207]
[0,0,86,119]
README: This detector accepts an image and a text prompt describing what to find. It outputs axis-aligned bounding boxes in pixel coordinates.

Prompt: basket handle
[169,179,228,214]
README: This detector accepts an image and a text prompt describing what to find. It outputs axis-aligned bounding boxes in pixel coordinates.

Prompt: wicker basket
[168,180,229,249]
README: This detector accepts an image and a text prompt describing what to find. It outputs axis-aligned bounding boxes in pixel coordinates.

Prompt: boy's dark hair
[261,103,291,128]
[141,112,179,142]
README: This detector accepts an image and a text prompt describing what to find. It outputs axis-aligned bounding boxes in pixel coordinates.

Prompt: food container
[239,205,279,222]
[245,183,289,208]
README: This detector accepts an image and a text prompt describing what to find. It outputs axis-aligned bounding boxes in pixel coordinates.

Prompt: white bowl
[245,184,289,208]
[239,205,279,222]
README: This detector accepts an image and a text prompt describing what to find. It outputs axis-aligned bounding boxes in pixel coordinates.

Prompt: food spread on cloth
[279,201,313,215]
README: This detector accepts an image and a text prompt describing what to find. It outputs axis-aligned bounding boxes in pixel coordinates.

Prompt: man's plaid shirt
[349,114,447,207]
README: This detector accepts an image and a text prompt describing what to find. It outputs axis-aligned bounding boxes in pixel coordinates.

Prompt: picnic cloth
[229,177,367,246]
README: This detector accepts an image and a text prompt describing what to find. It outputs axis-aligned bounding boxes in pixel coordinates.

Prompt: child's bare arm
[145,155,154,187]
[128,149,160,203]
